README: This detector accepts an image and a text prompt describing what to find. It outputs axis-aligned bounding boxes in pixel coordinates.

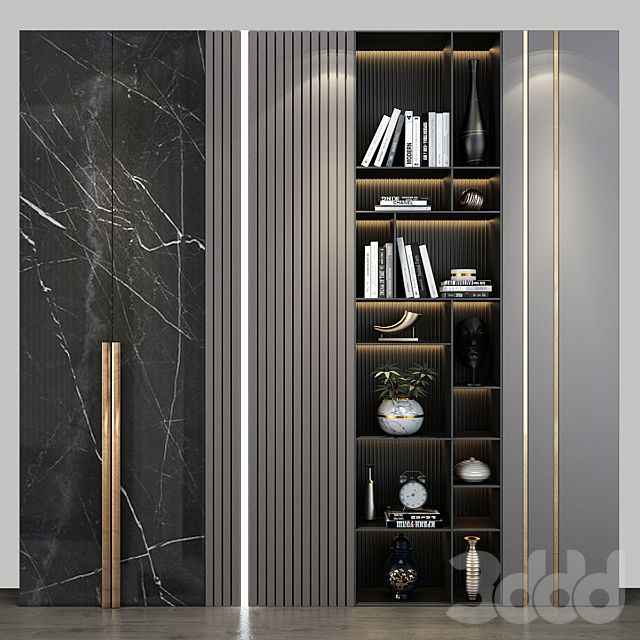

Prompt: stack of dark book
[363,241,394,299]
[439,269,493,299]
[374,195,431,212]
[384,507,445,529]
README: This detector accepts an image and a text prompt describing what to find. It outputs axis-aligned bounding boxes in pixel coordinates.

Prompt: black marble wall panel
[20,31,113,606]
[20,31,206,606]
[111,31,205,607]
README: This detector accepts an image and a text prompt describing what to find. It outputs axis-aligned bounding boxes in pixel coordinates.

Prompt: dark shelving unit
[354,31,502,606]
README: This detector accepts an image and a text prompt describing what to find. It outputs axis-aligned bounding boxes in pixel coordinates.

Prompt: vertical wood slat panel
[229,32,242,606]
[206,30,241,607]
[301,30,311,608]
[248,30,260,607]
[292,30,303,608]
[310,30,320,608]
[345,30,356,605]
[283,29,294,608]
[250,31,356,606]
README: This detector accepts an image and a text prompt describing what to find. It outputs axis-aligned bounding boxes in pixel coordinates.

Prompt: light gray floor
[1,590,639,639]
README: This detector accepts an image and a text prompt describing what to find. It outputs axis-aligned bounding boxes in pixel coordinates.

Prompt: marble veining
[20,31,205,606]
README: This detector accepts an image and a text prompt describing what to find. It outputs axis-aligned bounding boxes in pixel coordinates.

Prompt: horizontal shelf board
[357,432,450,440]
[357,166,500,176]
[397,211,500,221]
[357,167,451,179]
[453,31,501,52]
[453,588,496,606]
[453,516,500,531]
[356,31,452,52]
[453,482,500,489]
[356,586,451,606]
[356,298,500,303]
[356,341,451,346]
[453,385,501,390]
[453,432,500,440]
[357,520,450,532]
[356,210,501,221]
[453,168,501,179]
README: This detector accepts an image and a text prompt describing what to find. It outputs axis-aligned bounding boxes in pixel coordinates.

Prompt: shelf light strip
[553,29,560,609]
[522,30,529,607]
[240,29,250,609]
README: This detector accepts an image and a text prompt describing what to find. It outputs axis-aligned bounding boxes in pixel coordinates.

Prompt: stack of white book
[361,108,451,168]
[374,196,431,212]
[438,269,493,298]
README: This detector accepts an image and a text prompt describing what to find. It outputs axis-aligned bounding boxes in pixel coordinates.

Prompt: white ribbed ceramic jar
[454,457,491,483]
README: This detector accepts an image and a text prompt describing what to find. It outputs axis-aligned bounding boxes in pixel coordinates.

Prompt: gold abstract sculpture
[374,310,421,342]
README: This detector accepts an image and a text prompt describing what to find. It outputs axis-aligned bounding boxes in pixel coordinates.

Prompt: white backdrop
[2,0,636,588]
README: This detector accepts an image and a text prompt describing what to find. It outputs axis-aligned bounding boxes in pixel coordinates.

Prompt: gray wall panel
[501,30,525,605]
[528,30,555,583]
[205,30,241,607]
[558,31,619,604]
[250,30,355,607]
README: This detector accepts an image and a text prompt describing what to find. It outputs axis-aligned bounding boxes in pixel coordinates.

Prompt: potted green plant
[371,363,438,436]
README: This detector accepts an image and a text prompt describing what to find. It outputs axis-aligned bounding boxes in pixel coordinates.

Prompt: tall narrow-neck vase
[364,464,376,521]
[460,59,487,165]
[465,536,481,601]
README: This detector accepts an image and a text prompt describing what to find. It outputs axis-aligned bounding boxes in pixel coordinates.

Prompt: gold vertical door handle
[111,342,121,609]
[101,343,111,609]
[102,342,121,609]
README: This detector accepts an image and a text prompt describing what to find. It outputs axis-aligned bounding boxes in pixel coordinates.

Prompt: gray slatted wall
[249,31,356,606]
[206,30,241,607]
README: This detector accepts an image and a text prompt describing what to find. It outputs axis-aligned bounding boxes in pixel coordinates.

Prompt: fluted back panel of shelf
[453,388,500,435]
[357,344,450,435]
[454,488,500,522]
[453,440,500,482]
[452,301,500,386]
[452,531,500,589]
[357,50,450,162]
[453,49,500,166]
[396,219,500,291]
[357,439,450,520]
[356,301,450,343]
[453,175,500,211]
[357,530,450,588]
[357,178,451,211]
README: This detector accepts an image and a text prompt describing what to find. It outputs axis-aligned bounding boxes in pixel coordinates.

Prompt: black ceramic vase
[460,59,487,165]
[383,534,420,600]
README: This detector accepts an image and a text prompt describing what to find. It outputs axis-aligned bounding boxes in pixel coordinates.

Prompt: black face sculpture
[454,317,489,372]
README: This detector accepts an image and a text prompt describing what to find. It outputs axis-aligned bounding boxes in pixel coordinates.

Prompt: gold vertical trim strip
[111,342,122,608]
[522,29,530,608]
[553,30,560,608]
[101,343,112,609]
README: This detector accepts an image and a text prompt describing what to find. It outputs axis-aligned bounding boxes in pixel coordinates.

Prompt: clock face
[399,481,428,510]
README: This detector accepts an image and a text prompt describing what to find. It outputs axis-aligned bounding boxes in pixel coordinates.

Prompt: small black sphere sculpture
[459,188,485,210]
[454,317,489,386]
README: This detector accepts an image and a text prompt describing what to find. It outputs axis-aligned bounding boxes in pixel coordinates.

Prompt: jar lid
[392,534,412,551]
[451,268,476,276]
